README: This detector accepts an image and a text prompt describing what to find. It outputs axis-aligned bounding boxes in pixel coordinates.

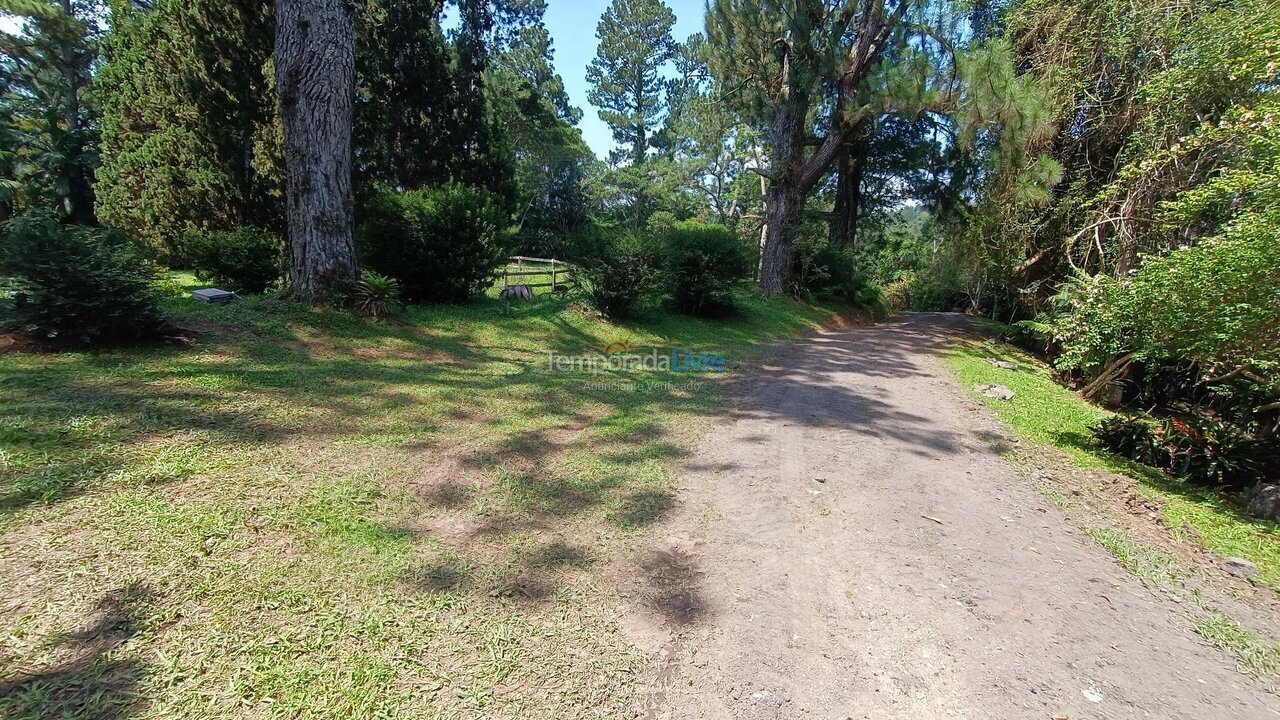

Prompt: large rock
[1247,483,1280,524]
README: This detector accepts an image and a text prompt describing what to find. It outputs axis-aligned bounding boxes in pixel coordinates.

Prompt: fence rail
[500,256,576,295]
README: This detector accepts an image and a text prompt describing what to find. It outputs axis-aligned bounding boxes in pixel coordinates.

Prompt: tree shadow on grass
[403,535,601,603]
[0,583,152,720]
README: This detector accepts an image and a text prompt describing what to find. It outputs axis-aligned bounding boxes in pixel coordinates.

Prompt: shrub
[358,183,511,304]
[1092,416,1164,467]
[572,224,663,318]
[907,250,966,311]
[1046,236,1280,378]
[1092,414,1277,489]
[1161,417,1275,489]
[180,227,282,294]
[0,211,161,344]
[665,221,753,315]
[795,239,889,317]
[351,270,402,318]
[883,276,915,312]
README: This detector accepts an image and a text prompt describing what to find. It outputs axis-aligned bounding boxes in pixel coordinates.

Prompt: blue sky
[544,0,708,159]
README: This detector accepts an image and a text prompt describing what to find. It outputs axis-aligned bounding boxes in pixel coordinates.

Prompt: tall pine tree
[586,0,675,166]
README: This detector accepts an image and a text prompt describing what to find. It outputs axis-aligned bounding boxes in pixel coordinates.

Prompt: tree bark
[757,53,811,294]
[274,0,358,301]
[759,184,802,293]
[829,132,867,248]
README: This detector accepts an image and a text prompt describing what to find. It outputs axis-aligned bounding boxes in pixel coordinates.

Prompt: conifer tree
[586,0,676,166]
[95,0,278,256]
[0,0,101,224]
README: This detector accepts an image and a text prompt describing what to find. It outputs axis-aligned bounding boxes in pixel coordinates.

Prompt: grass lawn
[0,275,843,719]
[944,332,1280,594]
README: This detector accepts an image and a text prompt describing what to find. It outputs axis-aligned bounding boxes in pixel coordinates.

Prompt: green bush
[794,239,889,317]
[358,183,511,304]
[883,275,914,311]
[1092,414,1277,489]
[180,227,282,294]
[0,211,161,344]
[572,224,664,318]
[1092,416,1164,466]
[906,249,965,312]
[665,221,753,316]
[1046,237,1280,378]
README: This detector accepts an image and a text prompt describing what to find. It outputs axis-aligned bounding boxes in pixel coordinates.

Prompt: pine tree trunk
[274,0,358,301]
[829,135,867,248]
[829,148,854,248]
[759,185,801,294]
[756,49,809,295]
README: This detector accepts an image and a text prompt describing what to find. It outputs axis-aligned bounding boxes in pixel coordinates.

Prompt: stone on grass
[1246,483,1280,524]
[986,358,1019,371]
[1224,557,1260,579]
[975,384,1016,401]
[192,288,238,304]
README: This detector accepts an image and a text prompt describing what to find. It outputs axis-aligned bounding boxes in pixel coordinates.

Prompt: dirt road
[627,313,1279,720]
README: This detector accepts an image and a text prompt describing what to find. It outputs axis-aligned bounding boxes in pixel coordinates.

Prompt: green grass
[1083,526,1181,588]
[0,275,843,719]
[945,333,1280,594]
[1193,606,1280,689]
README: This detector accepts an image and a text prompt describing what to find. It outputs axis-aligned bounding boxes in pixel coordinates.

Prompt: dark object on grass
[499,285,533,301]
[1247,484,1280,524]
[192,288,239,304]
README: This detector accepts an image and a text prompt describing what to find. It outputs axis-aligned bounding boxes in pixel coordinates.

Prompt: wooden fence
[500,256,576,294]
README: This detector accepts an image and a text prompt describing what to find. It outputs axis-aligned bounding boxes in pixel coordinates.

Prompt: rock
[1100,381,1126,408]
[974,383,1016,401]
[986,358,1019,371]
[1224,557,1260,579]
[1247,483,1280,523]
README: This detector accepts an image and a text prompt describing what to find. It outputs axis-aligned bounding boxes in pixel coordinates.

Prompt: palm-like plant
[353,270,402,318]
